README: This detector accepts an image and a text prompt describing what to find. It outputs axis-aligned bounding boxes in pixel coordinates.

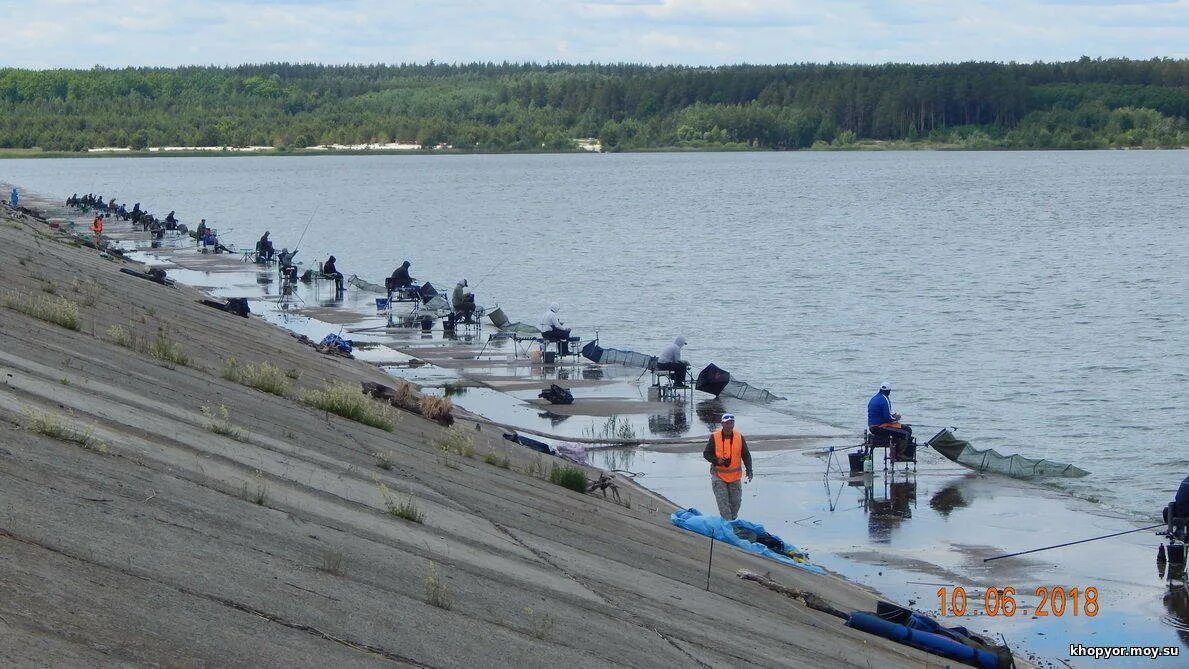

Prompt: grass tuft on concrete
[419,395,454,421]
[549,464,588,494]
[201,404,247,442]
[3,291,80,330]
[22,408,107,453]
[302,381,395,431]
[222,357,291,397]
[378,481,424,523]
[424,563,451,610]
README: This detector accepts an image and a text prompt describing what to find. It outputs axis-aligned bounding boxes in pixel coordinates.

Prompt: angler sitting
[452,279,476,321]
[255,231,275,262]
[165,210,178,230]
[386,261,415,296]
[867,382,913,451]
[539,302,573,356]
[1165,475,1189,541]
[321,255,344,293]
[656,335,690,387]
[278,248,298,281]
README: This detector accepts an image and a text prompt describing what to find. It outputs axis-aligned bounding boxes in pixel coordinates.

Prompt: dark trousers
[324,271,343,292]
[869,425,914,461]
[543,327,571,355]
[656,361,688,384]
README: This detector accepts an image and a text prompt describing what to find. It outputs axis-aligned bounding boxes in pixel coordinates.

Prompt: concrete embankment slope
[0,202,945,667]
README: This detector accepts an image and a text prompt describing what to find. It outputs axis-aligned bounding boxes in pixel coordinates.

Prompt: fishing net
[580,340,655,369]
[348,275,386,293]
[695,363,784,403]
[927,429,1089,479]
[720,379,785,403]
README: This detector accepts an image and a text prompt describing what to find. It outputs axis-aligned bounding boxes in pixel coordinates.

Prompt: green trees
[0,59,1184,152]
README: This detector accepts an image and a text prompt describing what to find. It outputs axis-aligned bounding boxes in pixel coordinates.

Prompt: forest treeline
[0,58,1185,152]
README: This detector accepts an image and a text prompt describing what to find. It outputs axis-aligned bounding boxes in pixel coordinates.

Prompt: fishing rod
[983,523,1165,562]
[292,204,321,253]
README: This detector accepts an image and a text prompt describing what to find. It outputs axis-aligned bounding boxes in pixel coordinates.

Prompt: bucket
[543,352,557,364]
[848,451,865,474]
[375,298,389,311]
[863,453,874,473]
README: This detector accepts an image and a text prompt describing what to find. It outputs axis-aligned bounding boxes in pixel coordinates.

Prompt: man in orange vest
[702,413,752,520]
[91,214,104,240]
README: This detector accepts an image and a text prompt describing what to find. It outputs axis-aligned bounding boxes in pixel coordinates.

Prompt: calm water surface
[5,151,1187,518]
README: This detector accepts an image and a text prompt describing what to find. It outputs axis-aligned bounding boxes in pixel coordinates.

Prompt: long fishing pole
[293,204,321,253]
[983,523,1165,562]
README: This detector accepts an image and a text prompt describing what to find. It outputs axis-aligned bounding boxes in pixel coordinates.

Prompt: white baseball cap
[880,382,892,391]
[721,413,735,423]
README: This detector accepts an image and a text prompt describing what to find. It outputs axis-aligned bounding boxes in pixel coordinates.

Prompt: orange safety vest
[92,217,104,234]
[712,429,744,483]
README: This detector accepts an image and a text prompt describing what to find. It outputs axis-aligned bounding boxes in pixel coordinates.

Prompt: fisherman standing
[656,336,690,387]
[539,302,572,356]
[90,214,104,243]
[703,413,752,520]
[9,188,18,208]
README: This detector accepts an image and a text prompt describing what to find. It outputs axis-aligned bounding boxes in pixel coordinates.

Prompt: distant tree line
[0,57,1184,152]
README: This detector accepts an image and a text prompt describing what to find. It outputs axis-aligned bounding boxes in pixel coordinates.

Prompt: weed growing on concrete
[3,291,80,331]
[241,470,268,505]
[105,324,132,347]
[40,281,57,295]
[418,395,454,421]
[301,382,395,431]
[436,427,473,458]
[22,408,107,453]
[58,378,70,386]
[484,452,510,469]
[424,563,451,610]
[377,481,424,523]
[148,335,190,368]
[549,464,588,494]
[284,367,302,380]
[71,278,100,306]
[525,454,545,478]
[319,549,345,576]
[223,358,291,397]
[375,450,394,470]
[201,404,247,442]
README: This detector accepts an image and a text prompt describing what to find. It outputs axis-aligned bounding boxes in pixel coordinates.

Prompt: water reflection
[929,483,972,516]
[582,366,604,381]
[865,477,917,543]
[695,399,725,431]
[1163,585,1189,647]
[538,410,571,427]
[600,447,639,473]
[648,405,690,436]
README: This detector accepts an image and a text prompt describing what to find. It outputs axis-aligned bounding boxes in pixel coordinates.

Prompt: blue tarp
[671,508,826,575]
[319,333,353,353]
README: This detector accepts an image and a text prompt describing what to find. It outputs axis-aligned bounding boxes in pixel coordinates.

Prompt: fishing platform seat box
[865,427,917,469]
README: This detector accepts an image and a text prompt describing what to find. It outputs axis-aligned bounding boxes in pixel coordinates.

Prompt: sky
[0,0,1185,69]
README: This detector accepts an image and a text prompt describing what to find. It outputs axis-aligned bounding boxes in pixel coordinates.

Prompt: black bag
[539,384,573,405]
[225,297,251,318]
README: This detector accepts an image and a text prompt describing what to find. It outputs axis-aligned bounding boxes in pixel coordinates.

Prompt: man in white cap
[867,381,912,444]
[702,413,752,520]
[655,335,689,387]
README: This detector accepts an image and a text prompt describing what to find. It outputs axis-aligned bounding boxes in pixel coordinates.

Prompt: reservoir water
[4,150,1186,520]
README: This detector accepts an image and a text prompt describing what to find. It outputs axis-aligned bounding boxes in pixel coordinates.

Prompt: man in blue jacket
[868,382,912,444]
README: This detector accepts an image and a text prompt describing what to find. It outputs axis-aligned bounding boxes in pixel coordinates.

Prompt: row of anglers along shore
[62,190,1111,490]
[38,190,1189,669]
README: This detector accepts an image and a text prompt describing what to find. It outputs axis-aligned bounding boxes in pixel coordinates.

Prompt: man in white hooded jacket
[539,302,572,355]
[656,336,689,387]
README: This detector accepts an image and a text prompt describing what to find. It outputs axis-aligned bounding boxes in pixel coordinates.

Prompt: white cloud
[0,0,1184,68]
